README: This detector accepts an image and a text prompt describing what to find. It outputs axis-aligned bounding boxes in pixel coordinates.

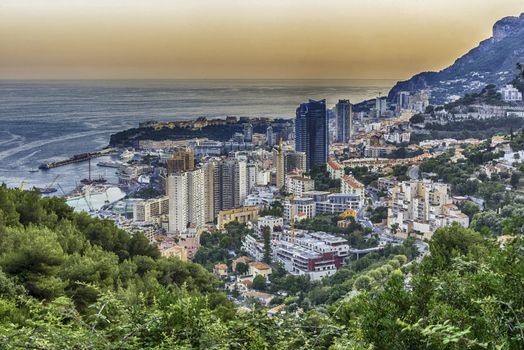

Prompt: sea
[0,79,394,194]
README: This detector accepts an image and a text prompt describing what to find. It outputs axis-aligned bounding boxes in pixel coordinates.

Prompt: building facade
[335,99,352,143]
[295,99,328,170]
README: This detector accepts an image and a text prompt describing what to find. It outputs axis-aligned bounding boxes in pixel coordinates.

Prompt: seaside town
[4,3,524,347]
[27,79,524,311]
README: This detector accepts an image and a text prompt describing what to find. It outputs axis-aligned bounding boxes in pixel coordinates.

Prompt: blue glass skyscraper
[295,99,328,171]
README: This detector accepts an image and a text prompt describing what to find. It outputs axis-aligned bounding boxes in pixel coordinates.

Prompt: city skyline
[2,0,524,80]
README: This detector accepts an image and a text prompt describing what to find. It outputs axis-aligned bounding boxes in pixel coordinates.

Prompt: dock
[38,148,117,170]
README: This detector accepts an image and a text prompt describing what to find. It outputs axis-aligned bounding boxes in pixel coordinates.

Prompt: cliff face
[388,13,524,104]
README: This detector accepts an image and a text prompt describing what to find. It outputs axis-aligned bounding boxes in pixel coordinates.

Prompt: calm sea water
[0,79,394,192]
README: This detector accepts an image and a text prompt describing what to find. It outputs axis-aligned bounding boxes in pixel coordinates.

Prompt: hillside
[388,13,524,104]
[1,183,524,348]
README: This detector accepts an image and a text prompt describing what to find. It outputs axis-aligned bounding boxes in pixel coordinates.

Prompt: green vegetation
[193,221,252,270]
[411,116,524,143]
[128,186,162,199]
[368,206,387,224]
[259,201,283,217]
[1,185,524,349]
[444,84,505,110]
[345,166,382,186]
[309,164,340,192]
[409,113,425,124]
[419,148,514,210]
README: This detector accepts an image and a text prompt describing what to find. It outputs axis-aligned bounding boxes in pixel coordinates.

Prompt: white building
[257,215,284,238]
[327,160,344,180]
[387,180,469,239]
[340,175,365,208]
[167,168,206,233]
[283,197,316,223]
[285,175,315,197]
[499,84,523,102]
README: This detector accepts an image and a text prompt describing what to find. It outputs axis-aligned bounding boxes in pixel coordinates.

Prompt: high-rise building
[243,123,253,142]
[335,99,352,143]
[203,161,216,223]
[285,151,306,173]
[167,148,195,174]
[187,168,205,227]
[166,168,205,233]
[246,162,257,193]
[266,126,275,147]
[274,139,285,190]
[167,172,188,233]
[210,159,249,218]
[295,99,328,170]
[375,96,387,117]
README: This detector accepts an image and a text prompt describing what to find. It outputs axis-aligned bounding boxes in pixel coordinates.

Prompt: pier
[38,148,117,170]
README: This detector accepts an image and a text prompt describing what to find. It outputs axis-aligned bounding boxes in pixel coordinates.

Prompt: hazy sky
[1,0,524,80]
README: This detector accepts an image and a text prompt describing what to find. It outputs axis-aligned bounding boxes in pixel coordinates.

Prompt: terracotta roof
[327,160,343,171]
[341,175,364,189]
[249,262,271,270]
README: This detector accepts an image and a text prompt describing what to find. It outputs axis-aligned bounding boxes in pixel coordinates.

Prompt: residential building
[341,175,365,207]
[387,180,470,239]
[217,206,259,229]
[248,262,272,278]
[166,168,205,233]
[283,197,316,223]
[499,84,523,102]
[133,196,169,224]
[326,160,344,179]
[167,148,194,174]
[243,123,253,142]
[285,175,315,196]
[285,151,307,173]
[335,99,352,143]
[266,126,275,147]
[274,141,285,190]
[257,215,284,238]
[213,263,228,278]
[295,99,328,170]
[315,193,363,214]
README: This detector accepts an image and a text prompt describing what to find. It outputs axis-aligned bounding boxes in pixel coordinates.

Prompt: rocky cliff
[388,13,524,104]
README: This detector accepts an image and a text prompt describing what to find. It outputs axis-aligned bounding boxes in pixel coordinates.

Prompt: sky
[1,0,524,80]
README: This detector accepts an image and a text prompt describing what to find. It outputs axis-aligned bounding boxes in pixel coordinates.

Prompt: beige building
[161,245,188,262]
[387,180,469,240]
[217,206,259,229]
[133,196,169,224]
[213,263,228,278]
[248,262,272,278]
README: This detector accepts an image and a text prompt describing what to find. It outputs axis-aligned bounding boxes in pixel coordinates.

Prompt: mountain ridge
[388,13,524,104]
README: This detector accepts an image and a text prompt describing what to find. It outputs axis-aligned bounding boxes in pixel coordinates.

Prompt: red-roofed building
[327,160,344,180]
[341,175,365,207]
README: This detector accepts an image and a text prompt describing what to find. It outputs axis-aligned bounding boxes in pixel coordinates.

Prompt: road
[408,165,420,180]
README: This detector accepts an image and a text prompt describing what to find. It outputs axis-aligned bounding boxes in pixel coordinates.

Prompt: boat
[97,160,122,168]
[35,186,58,194]
[120,149,135,162]
[28,168,39,173]
[80,176,107,185]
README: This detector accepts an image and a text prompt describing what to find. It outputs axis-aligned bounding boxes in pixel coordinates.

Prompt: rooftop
[341,175,364,189]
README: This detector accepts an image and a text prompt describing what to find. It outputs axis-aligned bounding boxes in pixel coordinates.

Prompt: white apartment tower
[167,168,206,233]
